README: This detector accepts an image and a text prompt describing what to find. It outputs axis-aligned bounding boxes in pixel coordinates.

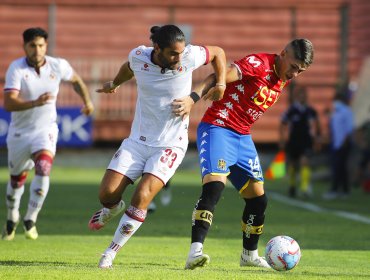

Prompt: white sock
[242,248,258,259]
[103,206,145,259]
[189,242,203,256]
[24,175,50,222]
[6,182,24,222]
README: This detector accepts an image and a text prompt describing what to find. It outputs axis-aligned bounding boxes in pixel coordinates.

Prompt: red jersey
[202,53,289,134]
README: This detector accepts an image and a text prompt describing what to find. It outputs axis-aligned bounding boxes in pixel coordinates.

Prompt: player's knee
[10,173,28,188]
[197,181,225,210]
[243,194,268,215]
[35,153,53,176]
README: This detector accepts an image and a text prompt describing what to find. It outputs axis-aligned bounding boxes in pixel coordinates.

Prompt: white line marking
[269,192,370,224]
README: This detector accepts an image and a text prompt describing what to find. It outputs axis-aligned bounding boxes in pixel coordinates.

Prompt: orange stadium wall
[1,0,370,143]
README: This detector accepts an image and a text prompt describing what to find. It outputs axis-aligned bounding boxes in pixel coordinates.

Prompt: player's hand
[81,101,94,116]
[172,96,193,120]
[203,85,225,101]
[34,92,54,106]
[96,81,120,94]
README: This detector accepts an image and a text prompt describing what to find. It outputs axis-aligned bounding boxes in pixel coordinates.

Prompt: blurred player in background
[185,39,314,269]
[2,27,94,241]
[323,91,354,199]
[88,25,226,268]
[280,86,321,198]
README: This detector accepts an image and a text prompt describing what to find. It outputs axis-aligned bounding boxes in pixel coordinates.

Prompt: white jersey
[4,55,74,134]
[128,44,209,149]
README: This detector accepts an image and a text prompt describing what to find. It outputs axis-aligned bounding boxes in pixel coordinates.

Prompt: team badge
[217,159,227,171]
[120,222,134,236]
[136,50,142,55]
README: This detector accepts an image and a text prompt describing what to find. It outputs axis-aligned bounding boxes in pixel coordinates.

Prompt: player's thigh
[197,122,239,179]
[107,138,149,183]
[30,125,59,156]
[6,134,34,175]
[144,145,186,184]
[228,135,264,191]
[99,169,132,196]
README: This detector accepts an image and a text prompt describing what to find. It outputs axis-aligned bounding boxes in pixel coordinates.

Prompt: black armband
[190,91,201,103]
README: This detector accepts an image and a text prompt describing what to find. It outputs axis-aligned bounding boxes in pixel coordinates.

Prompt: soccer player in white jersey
[2,27,94,241]
[88,25,226,268]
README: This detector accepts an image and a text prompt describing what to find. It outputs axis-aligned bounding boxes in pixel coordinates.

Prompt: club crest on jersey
[136,50,142,55]
[217,159,227,171]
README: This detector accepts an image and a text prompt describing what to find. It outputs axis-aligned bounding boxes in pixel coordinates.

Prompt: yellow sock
[300,166,311,192]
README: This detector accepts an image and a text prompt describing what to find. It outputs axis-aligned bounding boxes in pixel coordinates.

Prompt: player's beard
[157,52,179,70]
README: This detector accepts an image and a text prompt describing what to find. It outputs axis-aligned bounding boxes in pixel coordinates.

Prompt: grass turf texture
[0,166,369,280]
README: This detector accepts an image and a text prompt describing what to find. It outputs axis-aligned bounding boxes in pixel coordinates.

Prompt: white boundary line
[269,192,370,225]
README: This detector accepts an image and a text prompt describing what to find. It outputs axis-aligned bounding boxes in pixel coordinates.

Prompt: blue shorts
[197,122,264,192]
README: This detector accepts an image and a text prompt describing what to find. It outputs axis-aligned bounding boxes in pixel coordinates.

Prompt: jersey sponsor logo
[251,86,279,109]
[113,149,121,159]
[194,209,213,225]
[217,159,227,171]
[265,74,271,81]
[140,136,146,141]
[141,63,149,71]
[247,56,262,68]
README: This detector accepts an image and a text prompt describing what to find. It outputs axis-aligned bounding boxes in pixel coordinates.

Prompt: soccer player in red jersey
[185,39,314,269]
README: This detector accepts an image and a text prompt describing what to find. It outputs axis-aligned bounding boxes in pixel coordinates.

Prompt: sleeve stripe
[4,88,20,92]
[203,46,210,65]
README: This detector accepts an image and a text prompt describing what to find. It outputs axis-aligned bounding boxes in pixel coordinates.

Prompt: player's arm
[3,90,53,112]
[70,72,94,116]
[96,61,134,94]
[193,64,240,101]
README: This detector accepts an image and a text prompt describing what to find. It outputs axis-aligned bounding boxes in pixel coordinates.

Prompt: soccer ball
[265,235,301,271]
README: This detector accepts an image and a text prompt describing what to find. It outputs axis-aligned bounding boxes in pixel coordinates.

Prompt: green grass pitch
[0,166,369,279]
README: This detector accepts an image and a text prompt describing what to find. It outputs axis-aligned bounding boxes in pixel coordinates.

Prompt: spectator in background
[280,86,321,198]
[2,27,94,241]
[323,90,354,200]
[88,25,226,269]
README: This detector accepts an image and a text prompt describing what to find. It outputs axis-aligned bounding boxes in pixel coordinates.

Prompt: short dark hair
[289,38,314,67]
[150,25,185,49]
[23,27,48,44]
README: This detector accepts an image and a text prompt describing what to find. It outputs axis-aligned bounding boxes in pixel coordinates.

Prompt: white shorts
[6,124,58,175]
[108,138,187,184]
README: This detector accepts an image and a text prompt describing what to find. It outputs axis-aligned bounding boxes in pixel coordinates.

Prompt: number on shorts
[160,148,178,168]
